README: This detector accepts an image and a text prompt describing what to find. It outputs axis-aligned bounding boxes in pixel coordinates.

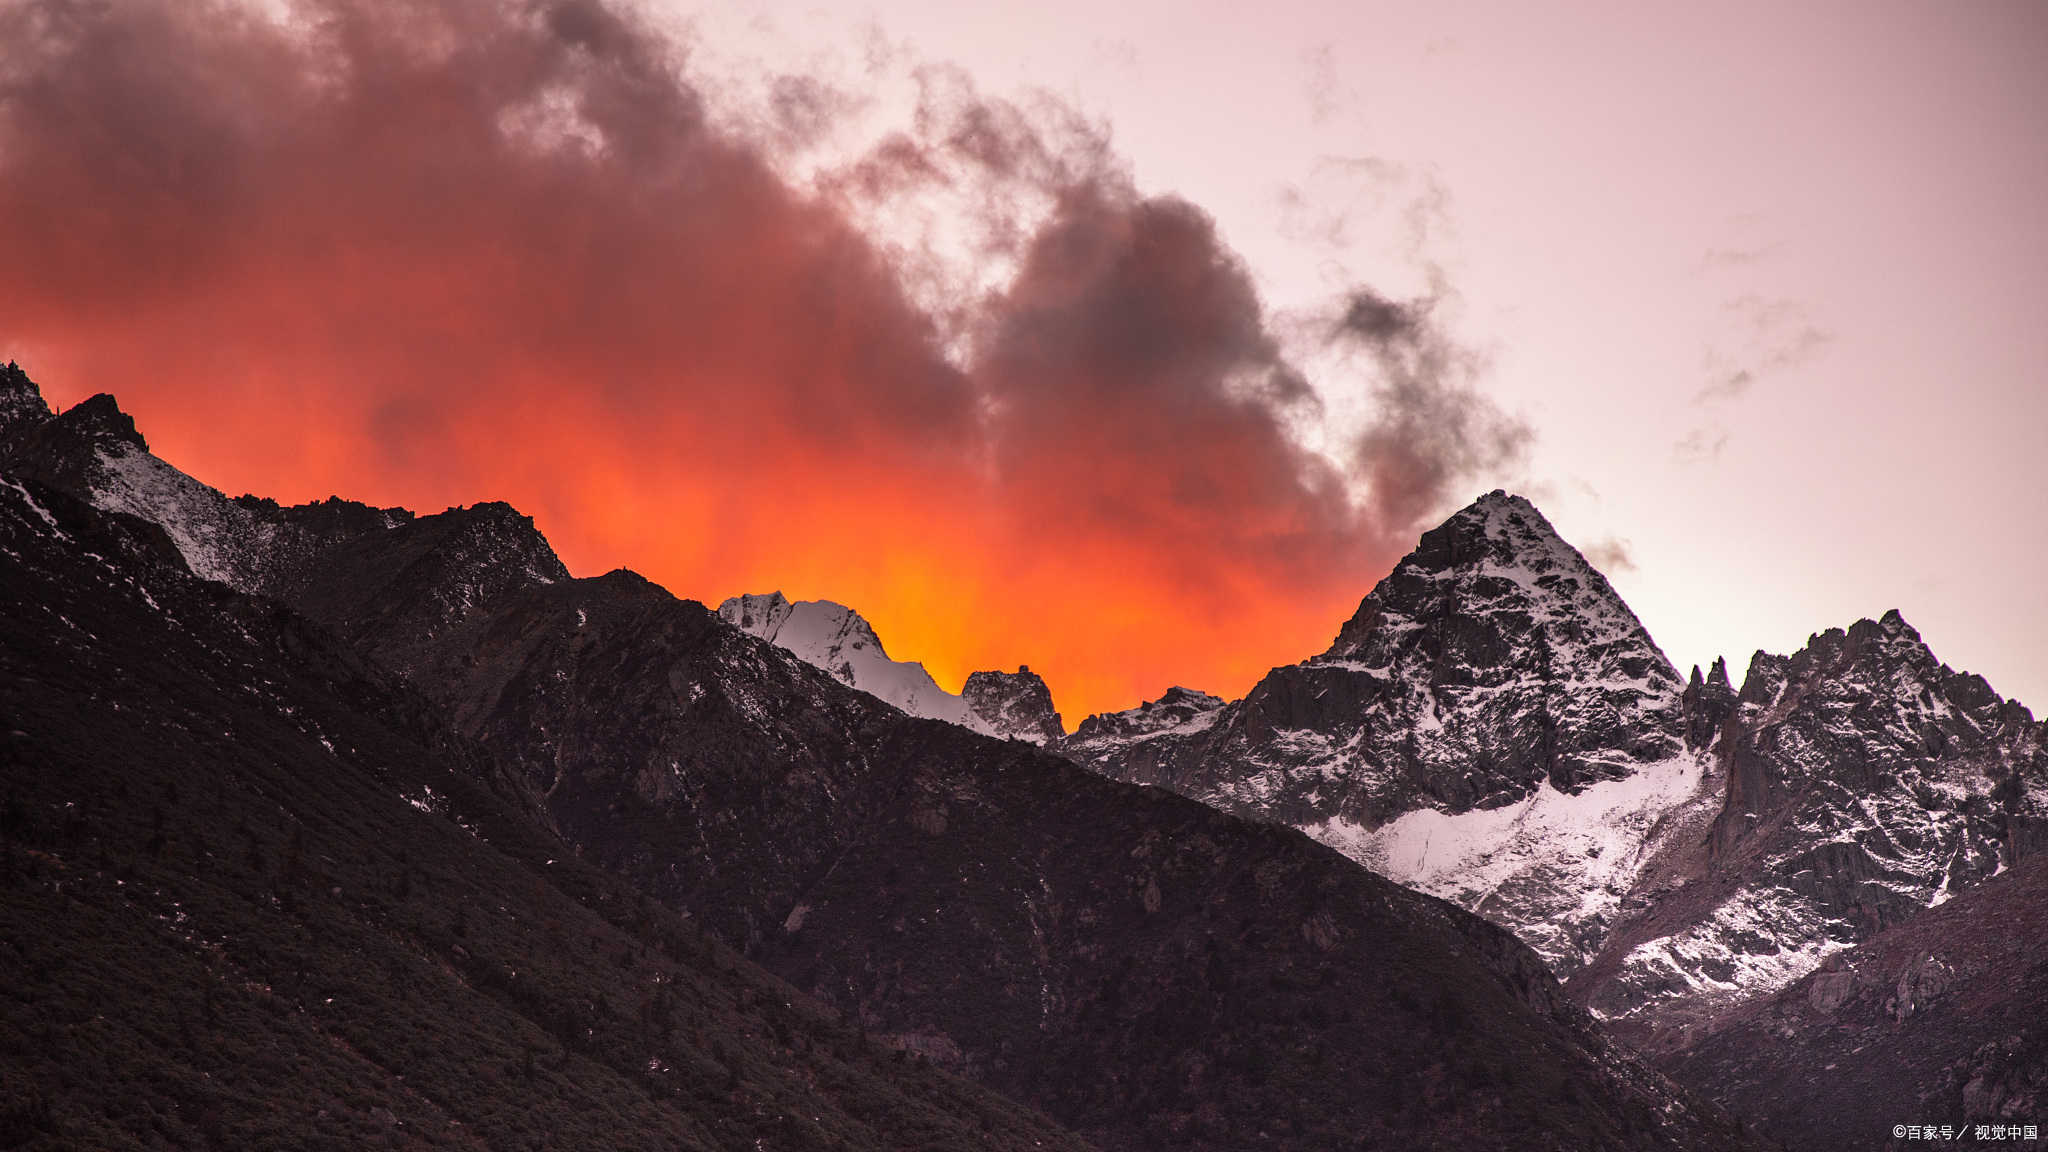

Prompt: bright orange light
[0,0,1428,724]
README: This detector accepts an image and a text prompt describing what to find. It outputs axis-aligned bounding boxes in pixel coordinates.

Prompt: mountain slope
[1567,612,2046,1046]
[0,475,1092,1152]
[348,562,1773,1151]
[1653,846,2048,1151]
[1058,491,1701,978]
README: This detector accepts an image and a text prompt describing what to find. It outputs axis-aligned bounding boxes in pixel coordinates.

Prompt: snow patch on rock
[1309,752,1707,975]
[90,444,270,584]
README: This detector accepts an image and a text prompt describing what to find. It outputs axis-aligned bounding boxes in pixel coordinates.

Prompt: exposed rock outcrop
[1568,611,2045,1045]
[962,666,1065,743]
[1654,848,2048,1151]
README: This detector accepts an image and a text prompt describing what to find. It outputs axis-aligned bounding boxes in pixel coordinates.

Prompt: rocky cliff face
[1056,492,1700,979]
[961,667,1065,743]
[1652,847,2048,1152]
[1567,611,2046,1047]
[1681,658,1738,752]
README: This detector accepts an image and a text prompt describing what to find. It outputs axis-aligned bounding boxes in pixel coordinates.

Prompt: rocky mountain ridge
[1056,489,2047,1056]
[1056,492,1702,981]
[716,593,1066,743]
[0,473,1084,1152]
[1,367,1771,1151]
[1066,686,1227,747]
[1569,610,2046,1048]
[0,363,568,665]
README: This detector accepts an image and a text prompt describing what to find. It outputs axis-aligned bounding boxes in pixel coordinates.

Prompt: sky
[2,0,2043,721]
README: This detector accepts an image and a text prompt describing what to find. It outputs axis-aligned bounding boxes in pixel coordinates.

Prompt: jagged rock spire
[962,667,1065,743]
[1681,656,1736,750]
[0,361,52,430]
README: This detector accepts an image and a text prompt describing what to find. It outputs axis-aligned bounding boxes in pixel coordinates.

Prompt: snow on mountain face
[716,592,998,737]
[1055,491,1696,978]
[960,667,1065,743]
[1570,611,2047,1043]
[0,372,566,646]
[90,441,295,586]
[0,378,295,587]
[1318,758,1709,982]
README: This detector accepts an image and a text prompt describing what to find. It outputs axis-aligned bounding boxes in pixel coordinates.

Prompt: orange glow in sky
[0,0,1508,722]
[22,0,2036,719]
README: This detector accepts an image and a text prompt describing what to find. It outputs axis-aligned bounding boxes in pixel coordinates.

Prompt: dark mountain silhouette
[0,366,1773,1150]
[0,475,1084,1152]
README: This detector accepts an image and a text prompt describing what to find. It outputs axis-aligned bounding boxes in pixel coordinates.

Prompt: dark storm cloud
[0,0,1530,712]
[1332,288,1533,537]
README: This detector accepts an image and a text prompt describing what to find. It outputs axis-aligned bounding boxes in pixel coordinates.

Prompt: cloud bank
[0,0,1525,717]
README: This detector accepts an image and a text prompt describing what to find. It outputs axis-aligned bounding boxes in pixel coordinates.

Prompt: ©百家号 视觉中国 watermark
[1893,1123,2039,1141]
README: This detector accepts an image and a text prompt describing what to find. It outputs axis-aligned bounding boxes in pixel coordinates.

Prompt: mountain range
[5,362,2043,1149]
[0,459,1083,1152]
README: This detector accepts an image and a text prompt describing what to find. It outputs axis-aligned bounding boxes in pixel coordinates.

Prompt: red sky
[0,0,1526,722]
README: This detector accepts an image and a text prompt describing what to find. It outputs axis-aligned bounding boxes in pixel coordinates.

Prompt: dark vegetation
[0,478,1091,1152]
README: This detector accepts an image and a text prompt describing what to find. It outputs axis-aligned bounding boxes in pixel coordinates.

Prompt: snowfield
[1310,752,1707,976]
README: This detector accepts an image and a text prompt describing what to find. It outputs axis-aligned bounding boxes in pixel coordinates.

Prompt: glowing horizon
[5,0,2044,720]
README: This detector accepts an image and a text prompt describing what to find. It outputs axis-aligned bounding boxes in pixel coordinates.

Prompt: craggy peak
[3,4,2042,1148]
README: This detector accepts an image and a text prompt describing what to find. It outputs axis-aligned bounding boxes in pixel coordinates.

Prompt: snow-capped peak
[717,591,797,640]
[1322,490,1655,671]
[716,592,998,737]
[1055,489,1696,978]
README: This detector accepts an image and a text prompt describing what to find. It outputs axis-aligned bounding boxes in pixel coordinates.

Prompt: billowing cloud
[0,0,1524,719]
[1331,288,1531,534]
